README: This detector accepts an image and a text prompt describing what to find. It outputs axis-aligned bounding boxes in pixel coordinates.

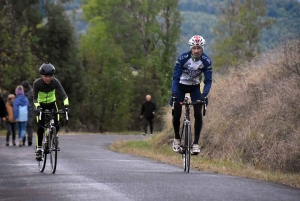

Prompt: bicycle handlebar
[172,96,207,116]
[37,109,69,121]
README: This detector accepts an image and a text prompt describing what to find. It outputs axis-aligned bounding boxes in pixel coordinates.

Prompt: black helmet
[39,62,55,75]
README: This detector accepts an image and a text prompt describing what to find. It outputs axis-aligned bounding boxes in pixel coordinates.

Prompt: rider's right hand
[35,106,42,115]
[169,96,177,106]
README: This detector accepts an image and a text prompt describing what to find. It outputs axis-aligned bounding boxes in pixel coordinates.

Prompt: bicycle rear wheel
[38,140,47,172]
[50,127,58,174]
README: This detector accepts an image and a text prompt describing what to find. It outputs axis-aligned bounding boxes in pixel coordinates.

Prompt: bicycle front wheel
[181,125,187,172]
[185,124,191,173]
[50,127,58,174]
[38,141,47,172]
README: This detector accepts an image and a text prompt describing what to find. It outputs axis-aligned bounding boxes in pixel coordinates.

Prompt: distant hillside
[64,0,300,57]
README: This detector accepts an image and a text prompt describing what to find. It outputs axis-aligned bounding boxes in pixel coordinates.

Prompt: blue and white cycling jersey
[171,51,212,96]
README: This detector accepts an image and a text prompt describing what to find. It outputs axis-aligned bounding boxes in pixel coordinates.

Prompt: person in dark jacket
[140,95,157,135]
[21,81,34,146]
[0,94,8,130]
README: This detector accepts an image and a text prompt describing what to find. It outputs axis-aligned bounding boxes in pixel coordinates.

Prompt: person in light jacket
[13,86,29,147]
[21,81,34,146]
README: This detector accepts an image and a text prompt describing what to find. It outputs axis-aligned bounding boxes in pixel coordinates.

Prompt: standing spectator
[21,81,34,146]
[0,93,8,130]
[13,86,29,147]
[4,94,16,146]
[140,95,157,135]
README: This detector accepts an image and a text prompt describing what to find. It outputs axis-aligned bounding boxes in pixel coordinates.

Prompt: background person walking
[140,95,157,135]
[13,86,29,147]
[4,94,16,146]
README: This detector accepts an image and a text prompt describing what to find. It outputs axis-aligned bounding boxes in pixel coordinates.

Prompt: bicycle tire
[181,125,187,172]
[38,137,47,172]
[185,124,191,173]
[50,127,57,174]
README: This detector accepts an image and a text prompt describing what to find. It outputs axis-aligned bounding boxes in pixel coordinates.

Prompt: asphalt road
[0,134,299,201]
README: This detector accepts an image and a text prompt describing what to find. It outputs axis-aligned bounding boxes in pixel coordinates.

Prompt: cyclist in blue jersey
[170,35,212,155]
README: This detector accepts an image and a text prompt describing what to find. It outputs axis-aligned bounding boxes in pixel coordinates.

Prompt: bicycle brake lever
[39,111,42,121]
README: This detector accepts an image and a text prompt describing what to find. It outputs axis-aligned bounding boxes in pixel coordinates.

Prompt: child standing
[13,86,29,147]
[4,94,16,146]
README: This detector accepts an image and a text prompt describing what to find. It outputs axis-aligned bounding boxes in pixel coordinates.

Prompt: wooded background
[0,0,299,132]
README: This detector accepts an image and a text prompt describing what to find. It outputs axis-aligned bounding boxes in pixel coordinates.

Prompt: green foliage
[260,0,300,50]
[2,0,299,132]
[80,20,133,131]
[82,0,181,130]
[213,0,275,70]
[177,11,217,56]
[0,0,85,131]
[0,0,41,93]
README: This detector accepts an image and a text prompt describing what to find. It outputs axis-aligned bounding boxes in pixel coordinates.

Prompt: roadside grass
[0,130,5,136]
[110,133,300,189]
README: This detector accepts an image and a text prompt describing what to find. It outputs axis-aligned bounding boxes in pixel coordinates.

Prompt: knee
[193,105,202,121]
[173,104,182,121]
[37,126,44,134]
[173,113,181,123]
[194,112,202,120]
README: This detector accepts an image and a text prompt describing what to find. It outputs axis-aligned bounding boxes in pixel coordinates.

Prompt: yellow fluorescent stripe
[55,102,60,121]
[63,97,69,106]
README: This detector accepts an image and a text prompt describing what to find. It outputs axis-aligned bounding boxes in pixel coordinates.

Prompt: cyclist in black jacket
[140,95,157,135]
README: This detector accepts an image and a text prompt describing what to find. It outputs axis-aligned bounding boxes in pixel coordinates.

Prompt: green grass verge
[110,134,300,189]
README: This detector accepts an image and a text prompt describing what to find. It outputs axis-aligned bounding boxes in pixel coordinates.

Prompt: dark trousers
[36,103,59,148]
[173,103,203,144]
[143,117,154,134]
[26,115,33,142]
[172,84,203,144]
[6,122,16,142]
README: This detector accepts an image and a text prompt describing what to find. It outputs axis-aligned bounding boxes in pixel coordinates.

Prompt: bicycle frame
[41,111,56,153]
[172,96,207,173]
[180,97,192,172]
[37,109,68,173]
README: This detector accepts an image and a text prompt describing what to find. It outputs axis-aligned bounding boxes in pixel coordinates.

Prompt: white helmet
[188,35,205,49]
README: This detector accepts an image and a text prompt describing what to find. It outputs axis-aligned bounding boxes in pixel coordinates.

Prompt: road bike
[173,96,207,173]
[37,109,68,173]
